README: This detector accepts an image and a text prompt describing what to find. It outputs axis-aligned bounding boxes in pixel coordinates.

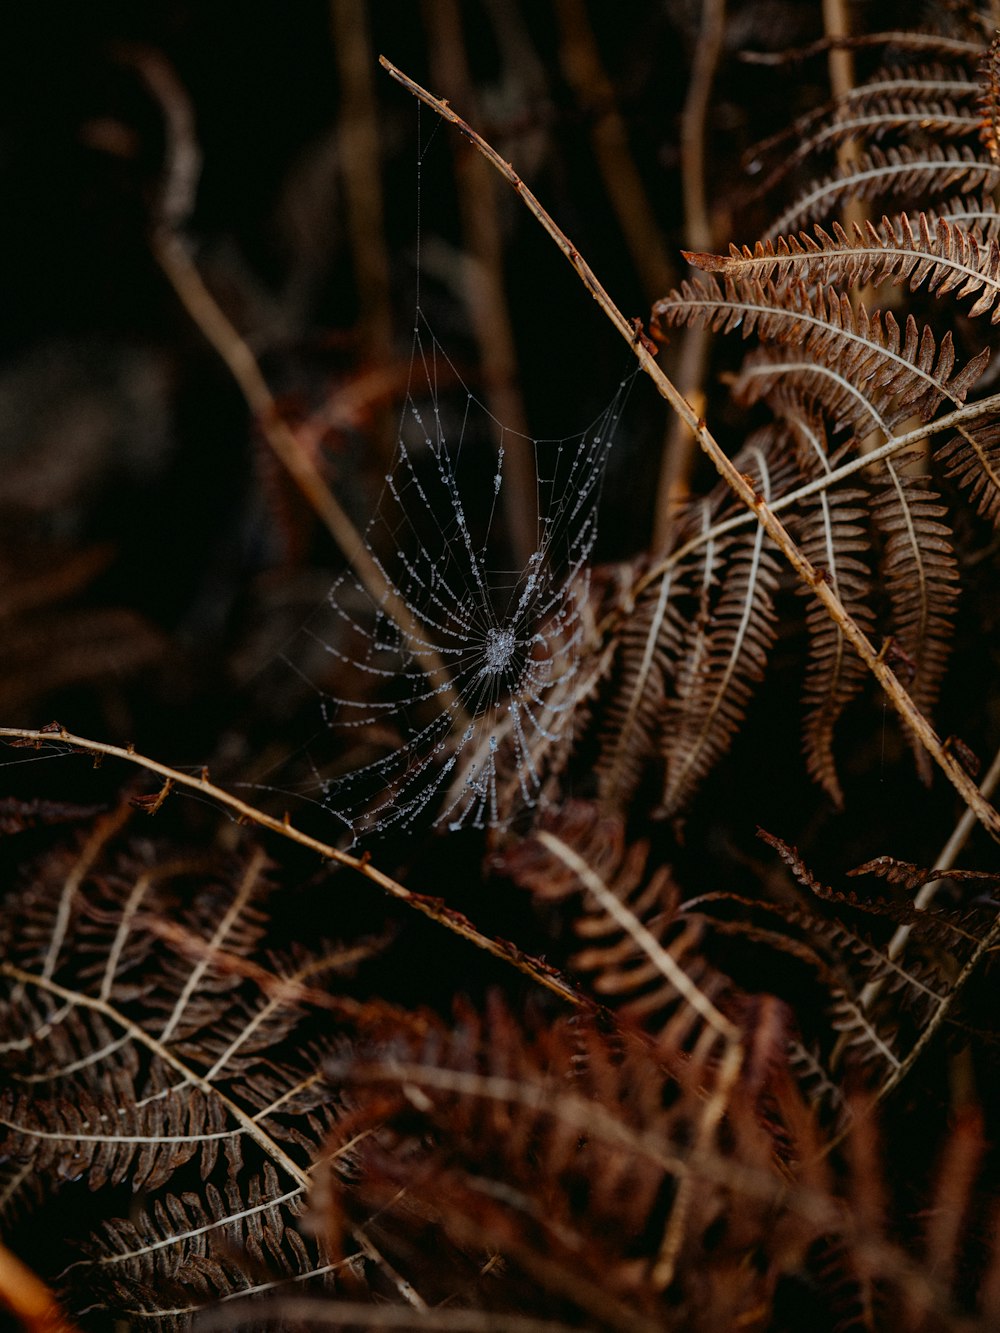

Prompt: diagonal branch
[378,56,1000,845]
[0,726,584,1008]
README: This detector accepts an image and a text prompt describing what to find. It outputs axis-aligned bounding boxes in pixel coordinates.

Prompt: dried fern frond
[755,830,1000,1092]
[593,557,690,811]
[689,885,913,1082]
[319,996,823,1332]
[933,190,1000,231]
[753,96,983,202]
[776,405,874,806]
[745,64,980,170]
[936,413,1000,523]
[649,240,990,792]
[977,31,1000,163]
[0,1072,232,1194]
[765,143,1000,240]
[82,1165,339,1331]
[653,275,987,423]
[868,458,959,781]
[730,354,1000,542]
[0,821,391,1325]
[849,855,1000,892]
[686,211,1000,323]
[658,440,784,819]
[497,801,729,1055]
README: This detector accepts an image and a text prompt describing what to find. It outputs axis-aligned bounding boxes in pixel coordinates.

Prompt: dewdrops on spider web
[286,311,636,840]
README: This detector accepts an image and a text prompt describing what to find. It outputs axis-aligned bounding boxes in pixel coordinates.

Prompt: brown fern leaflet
[0,813,394,1323]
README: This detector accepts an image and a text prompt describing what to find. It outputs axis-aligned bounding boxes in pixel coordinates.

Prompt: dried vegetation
[4,3,1000,1330]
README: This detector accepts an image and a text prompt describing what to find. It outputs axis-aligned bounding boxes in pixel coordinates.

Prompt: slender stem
[554,0,674,301]
[821,0,877,326]
[0,726,583,1008]
[135,43,466,725]
[379,55,1000,845]
[330,0,395,469]
[822,0,857,108]
[154,230,469,731]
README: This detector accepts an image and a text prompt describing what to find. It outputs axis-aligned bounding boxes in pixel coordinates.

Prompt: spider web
[284,311,636,841]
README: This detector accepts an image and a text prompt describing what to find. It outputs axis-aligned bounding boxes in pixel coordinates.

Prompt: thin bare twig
[0,725,584,1009]
[378,55,1000,846]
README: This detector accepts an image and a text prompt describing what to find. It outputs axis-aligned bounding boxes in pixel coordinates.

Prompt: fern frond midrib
[0,960,309,1189]
[660,277,974,413]
[766,145,1000,240]
[688,214,1000,325]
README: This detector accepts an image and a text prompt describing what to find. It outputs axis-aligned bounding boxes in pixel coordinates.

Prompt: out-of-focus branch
[555,0,674,301]
[652,0,726,551]
[117,44,201,230]
[421,0,539,569]
[822,0,857,111]
[555,0,737,554]
[821,0,871,295]
[0,1240,81,1333]
[127,48,468,727]
[153,228,468,726]
[330,0,395,467]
